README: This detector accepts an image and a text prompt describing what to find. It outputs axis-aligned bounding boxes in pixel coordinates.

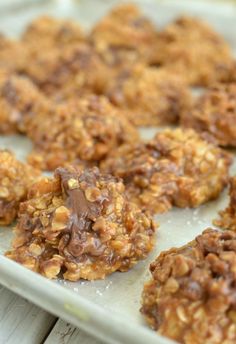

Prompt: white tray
[0,1,236,343]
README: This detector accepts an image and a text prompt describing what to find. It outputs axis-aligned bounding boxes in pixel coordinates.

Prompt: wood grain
[45,319,103,344]
[0,285,56,344]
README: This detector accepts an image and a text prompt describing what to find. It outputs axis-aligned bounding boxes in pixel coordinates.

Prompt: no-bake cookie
[6,166,156,280]
[0,150,40,225]
[27,95,139,171]
[0,34,27,73]
[90,3,157,68]
[151,16,233,86]
[101,128,231,213]
[181,83,236,147]
[141,228,236,344]
[22,43,109,97]
[22,16,85,49]
[108,64,192,126]
[0,73,50,134]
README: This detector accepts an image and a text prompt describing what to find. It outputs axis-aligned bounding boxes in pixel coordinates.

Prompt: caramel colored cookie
[0,150,40,225]
[181,83,236,147]
[91,3,157,67]
[6,166,156,280]
[108,64,192,126]
[27,95,139,171]
[141,229,236,344]
[152,16,233,86]
[0,73,50,134]
[101,128,231,213]
[0,34,27,73]
[22,43,109,97]
[22,16,85,49]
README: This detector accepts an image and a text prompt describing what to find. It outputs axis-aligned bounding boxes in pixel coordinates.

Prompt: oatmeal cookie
[151,16,233,86]
[0,34,27,73]
[27,95,139,171]
[221,60,236,84]
[22,43,109,97]
[141,228,236,344]
[227,61,236,82]
[6,166,156,280]
[101,128,231,213]
[181,83,236,147]
[0,73,50,134]
[214,177,236,231]
[108,64,192,126]
[0,150,40,225]
[22,16,85,49]
[90,3,157,67]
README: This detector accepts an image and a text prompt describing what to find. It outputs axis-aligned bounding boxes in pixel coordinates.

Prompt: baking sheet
[0,1,236,343]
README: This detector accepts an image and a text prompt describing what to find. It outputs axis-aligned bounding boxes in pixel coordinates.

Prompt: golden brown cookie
[6,166,156,280]
[141,228,236,344]
[27,95,139,171]
[181,83,236,147]
[90,3,157,67]
[0,73,50,134]
[0,150,40,225]
[151,16,233,86]
[107,64,192,126]
[22,43,109,97]
[0,34,27,73]
[22,15,85,49]
[101,128,231,213]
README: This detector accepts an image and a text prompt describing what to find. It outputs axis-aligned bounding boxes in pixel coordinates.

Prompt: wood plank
[0,285,56,344]
[44,319,103,344]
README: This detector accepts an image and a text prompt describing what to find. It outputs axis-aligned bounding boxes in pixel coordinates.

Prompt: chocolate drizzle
[55,167,103,257]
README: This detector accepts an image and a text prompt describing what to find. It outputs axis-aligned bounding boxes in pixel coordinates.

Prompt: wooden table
[0,285,103,344]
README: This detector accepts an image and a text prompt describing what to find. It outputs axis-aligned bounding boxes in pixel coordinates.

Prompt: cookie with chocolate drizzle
[141,229,236,344]
[6,166,156,281]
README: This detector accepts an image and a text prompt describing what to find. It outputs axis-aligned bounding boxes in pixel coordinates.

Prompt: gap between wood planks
[0,284,103,344]
[44,319,103,344]
[0,285,56,344]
